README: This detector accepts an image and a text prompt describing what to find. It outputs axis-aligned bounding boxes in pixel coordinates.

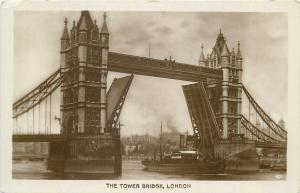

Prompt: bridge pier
[47,134,121,177]
[214,140,259,172]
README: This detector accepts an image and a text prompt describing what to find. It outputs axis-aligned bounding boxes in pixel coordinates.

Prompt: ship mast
[160,121,163,162]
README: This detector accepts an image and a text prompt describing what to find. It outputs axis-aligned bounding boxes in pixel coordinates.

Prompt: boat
[270,160,286,171]
[141,122,224,174]
[142,149,225,174]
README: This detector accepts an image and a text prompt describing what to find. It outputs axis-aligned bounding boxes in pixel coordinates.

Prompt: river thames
[12,159,286,180]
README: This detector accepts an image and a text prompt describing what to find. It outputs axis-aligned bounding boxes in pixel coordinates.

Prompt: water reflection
[13,160,286,180]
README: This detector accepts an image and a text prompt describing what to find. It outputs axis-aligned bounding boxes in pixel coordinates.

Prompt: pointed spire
[61,18,70,40]
[218,28,223,38]
[72,20,76,29]
[101,12,109,34]
[91,19,98,31]
[236,41,243,59]
[70,20,78,42]
[77,11,94,30]
[210,49,215,57]
[199,44,205,62]
[213,28,226,58]
[221,41,230,57]
[79,15,88,30]
[231,48,235,55]
[91,19,99,40]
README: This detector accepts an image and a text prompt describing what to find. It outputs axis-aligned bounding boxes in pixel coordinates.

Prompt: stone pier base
[47,134,121,178]
[214,140,259,172]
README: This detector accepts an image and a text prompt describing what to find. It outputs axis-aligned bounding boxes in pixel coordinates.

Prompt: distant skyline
[14,11,287,136]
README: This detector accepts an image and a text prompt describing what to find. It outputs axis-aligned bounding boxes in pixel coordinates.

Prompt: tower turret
[60,18,70,134]
[236,41,243,83]
[236,41,243,68]
[236,41,243,135]
[220,41,230,138]
[199,44,206,66]
[61,18,70,50]
[100,12,109,48]
[70,20,77,44]
[100,12,109,35]
[236,41,242,59]
[91,20,99,41]
[100,12,109,133]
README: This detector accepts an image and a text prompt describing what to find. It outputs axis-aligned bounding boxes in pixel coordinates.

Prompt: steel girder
[182,82,221,160]
[106,75,134,131]
[13,69,62,118]
[242,86,287,140]
[241,115,282,143]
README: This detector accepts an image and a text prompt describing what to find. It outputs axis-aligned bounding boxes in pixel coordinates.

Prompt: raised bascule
[12,11,287,176]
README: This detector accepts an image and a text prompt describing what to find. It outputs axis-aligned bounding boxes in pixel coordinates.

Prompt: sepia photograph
[11,10,289,181]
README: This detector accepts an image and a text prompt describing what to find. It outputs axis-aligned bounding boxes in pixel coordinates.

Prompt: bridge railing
[108,52,223,81]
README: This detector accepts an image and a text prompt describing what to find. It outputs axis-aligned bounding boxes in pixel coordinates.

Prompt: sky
[14,11,288,136]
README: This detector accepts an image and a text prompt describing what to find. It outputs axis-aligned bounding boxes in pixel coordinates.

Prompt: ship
[141,122,224,174]
[141,149,225,174]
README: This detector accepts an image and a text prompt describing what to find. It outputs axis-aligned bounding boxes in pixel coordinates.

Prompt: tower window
[85,108,100,134]
[87,46,100,65]
[86,87,100,103]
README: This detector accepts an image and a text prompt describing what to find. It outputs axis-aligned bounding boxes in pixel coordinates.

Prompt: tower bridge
[13,11,287,176]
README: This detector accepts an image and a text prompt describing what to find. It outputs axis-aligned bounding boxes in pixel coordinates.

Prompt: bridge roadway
[255,141,287,149]
[13,134,286,149]
[108,52,223,82]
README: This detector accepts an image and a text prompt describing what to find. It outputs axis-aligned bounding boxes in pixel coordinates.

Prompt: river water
[12,160,286,180]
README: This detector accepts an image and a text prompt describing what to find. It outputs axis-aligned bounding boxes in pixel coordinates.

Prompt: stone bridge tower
[49,11,121,176]
[199,30,243,139]
[60,11,109,135]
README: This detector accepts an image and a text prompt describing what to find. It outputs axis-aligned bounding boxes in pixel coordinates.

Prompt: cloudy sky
[14,11,287,136]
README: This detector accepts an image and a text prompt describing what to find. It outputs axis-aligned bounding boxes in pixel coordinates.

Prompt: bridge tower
[49,11,121,176]
[199,31,260,170]
[60,11,108,135]
[201,30,243,139]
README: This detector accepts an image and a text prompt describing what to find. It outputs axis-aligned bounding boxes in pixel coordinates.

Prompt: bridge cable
[243,86,287,140]
[241,115,281,143]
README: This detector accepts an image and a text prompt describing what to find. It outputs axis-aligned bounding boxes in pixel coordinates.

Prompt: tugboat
[141,122,224,174]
